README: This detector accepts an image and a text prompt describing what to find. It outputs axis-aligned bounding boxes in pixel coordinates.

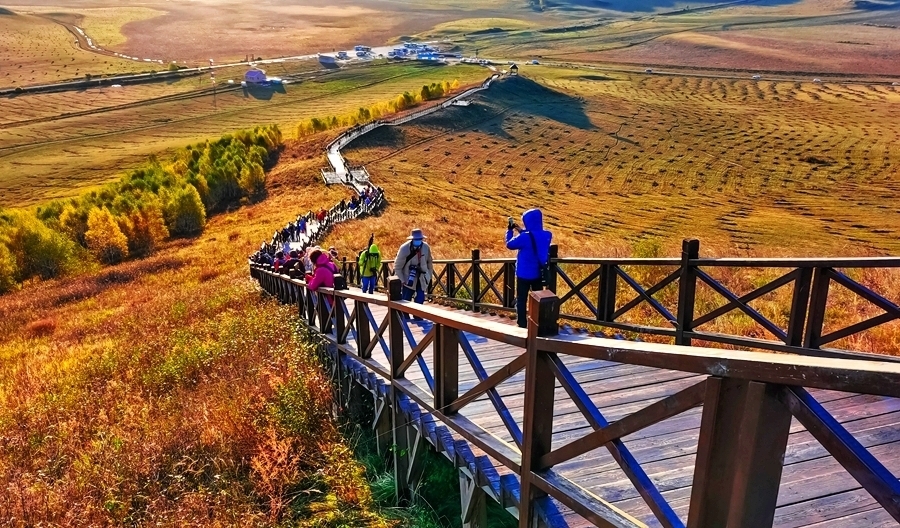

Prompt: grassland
[340,68,900,257]
[333,67,900,353]
[0,11,146,87]
[0,149,390,524]
[428,2,900,78]
[0,62,489,208]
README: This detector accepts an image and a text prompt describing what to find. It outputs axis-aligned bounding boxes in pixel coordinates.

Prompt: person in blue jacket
[506,208,553,328]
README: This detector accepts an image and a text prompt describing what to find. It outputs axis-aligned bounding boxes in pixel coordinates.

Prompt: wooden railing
[249,264,900,528]
[338,240,900,362]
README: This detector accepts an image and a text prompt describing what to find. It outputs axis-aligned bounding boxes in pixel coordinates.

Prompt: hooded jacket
[394,239,434,291]
[506,209,553,280]
[358,244,382,278]
[306,251,336,291]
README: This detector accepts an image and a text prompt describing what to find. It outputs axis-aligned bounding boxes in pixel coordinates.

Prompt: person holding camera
[506,209,553,328]
[395,228,433,304]
[358,234,382,294]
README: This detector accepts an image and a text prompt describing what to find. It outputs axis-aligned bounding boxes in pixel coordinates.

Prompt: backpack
[333,274,348,291]
[527,232,551,288]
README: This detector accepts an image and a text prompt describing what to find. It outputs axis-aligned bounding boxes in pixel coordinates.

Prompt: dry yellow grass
[0,157,382,524]
[0,11,145,87]
[326,69,900,353]
[0,62,489,208]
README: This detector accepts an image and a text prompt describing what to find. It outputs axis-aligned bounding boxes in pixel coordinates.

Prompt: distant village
[242,41,465,86]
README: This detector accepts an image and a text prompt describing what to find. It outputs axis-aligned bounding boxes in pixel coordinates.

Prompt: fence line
[337,241,900,361]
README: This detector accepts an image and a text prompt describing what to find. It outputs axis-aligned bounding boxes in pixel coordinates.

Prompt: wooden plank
[323,297,900,528]
[540,334,900,398]
[780,387,900,522]
[530,470,647,528]
[538,380,706,470]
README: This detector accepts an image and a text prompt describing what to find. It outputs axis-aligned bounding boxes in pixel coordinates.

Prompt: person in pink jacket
[306,249,336,292]
[306,249,336,331]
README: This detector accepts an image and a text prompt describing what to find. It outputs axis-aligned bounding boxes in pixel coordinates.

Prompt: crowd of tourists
[252,198,553,328]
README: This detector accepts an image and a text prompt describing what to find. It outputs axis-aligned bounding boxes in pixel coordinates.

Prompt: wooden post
[547,245,559,293]
[504,261,516,309]
[787,267,813,347]
[597,263,617,323]
[448,262,457,298]
[434,323,459,412]
[460,472,488,528]
[687,377,792,528]
[356,299,371,358]
[306,286,316,326]
[804,267,831,349]
[675,239,700,346]
[519,290,559,528]
[387,276,410,504]
[317,291,329,334]
[471,249,481,312]
[335,296,346,345]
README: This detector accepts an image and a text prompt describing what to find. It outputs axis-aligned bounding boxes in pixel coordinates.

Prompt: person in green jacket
[358,240,382,294]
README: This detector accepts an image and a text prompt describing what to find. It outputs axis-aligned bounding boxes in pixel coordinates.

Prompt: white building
[244,68,267,83]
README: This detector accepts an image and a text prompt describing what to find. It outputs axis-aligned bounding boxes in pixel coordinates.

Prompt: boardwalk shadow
[413,76,597,137]
[491,76,596,131]
[344,125,406,150]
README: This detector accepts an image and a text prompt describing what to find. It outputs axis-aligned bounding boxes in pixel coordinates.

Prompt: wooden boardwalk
[251,263,900,528]
[326,294,900,527]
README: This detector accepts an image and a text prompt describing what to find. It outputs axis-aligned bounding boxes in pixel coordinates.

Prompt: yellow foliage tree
[0,241,18,294]
[85,207,130,264]
[118,199,169,256]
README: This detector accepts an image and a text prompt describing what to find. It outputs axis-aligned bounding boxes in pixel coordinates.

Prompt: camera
[507,216,516,230]
[406,265,419,287]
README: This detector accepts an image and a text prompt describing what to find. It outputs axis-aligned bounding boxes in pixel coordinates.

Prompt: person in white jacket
[394,228,434,304]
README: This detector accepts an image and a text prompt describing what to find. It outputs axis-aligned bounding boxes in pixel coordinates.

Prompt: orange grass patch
[0,181,391,525]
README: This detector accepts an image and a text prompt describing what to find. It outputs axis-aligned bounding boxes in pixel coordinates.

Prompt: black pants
[516,277,544,328]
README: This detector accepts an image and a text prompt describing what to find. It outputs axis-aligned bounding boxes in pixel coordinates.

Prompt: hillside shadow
[345,125,406,150]
[0,7,15,15]
[491,76,596,131]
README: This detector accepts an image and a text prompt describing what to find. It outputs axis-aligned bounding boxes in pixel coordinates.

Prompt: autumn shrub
[2,125,282,293]
[85,207,130,264]
[164,184,207,236]
[117,197,169,256]
[0,242,17,294]
[0,209,84,281]
[296,80,461,138]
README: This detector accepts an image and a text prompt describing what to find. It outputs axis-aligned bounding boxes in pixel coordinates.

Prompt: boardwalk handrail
[250,265,900,527]
[336,240,900,361]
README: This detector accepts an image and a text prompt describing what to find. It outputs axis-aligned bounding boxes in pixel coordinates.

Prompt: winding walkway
[321,73,501,183]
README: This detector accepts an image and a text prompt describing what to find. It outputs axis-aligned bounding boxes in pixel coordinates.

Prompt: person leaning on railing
[506,208,553,328]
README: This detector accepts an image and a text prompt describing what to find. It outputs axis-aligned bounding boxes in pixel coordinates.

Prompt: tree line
[0,125,283,294]
[296,80,460,137]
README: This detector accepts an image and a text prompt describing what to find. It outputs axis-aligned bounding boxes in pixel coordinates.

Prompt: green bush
[0,125,282,293]
[0,209,83,281]
[164,185,206,236]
